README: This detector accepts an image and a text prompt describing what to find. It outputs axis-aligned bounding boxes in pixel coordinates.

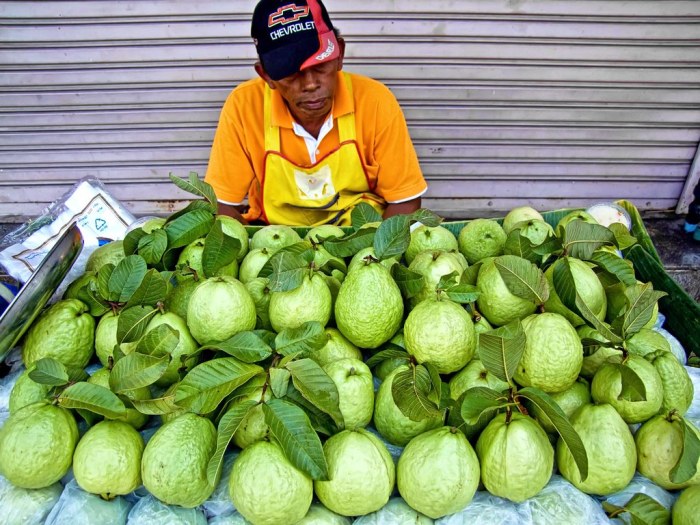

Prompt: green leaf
[478,321,526,384]
[563,220,616,260]
[283,385,338,436]
[97,263,116,301]
[602,493,671,525]
[175,358,263,414]
[286,358,344,428]
[270,367,292,398]
[206,400,257,487]
[390,264,425,299]
[617,363,647,402]
[374,214,411,260]
[137,229,168,265]
[28,358,69,386]
[590,250,637,287]
[169,172,218,213]
[130,394,179,415]
[264,251,309,292]
[164,208,215,250]
[263,398,329,480]
[58,382,127,419]
[125,269,168,308]
[445,284,480,304]
[670,419,700,484]
[66,366,90,383]
[275,321,327,357]
[504,230,542,264]
[620,283,668,338]
[423,362,443,406]
[391,365,443,422]
[460,261,482,286]
[519,387,588,481]
[109,352,170,393]
[351,202,383,229]
[108,255,148,303]
[136,323,181,357]
[117,305,156,344]
[409,208,442,228]
[202,220,240,278]
[201,330,274,364]
[437,271,460,290]
[459,387,506,426]
[494,255,549,304]
[323,228,376,258]
[123,228,147,256]
[609,223,639,251]
[365,346,410,369]
[77,281,110,317]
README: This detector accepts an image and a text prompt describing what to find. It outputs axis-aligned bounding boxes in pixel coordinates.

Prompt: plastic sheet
[127,494,207,525]
[0,473,62,525]
[685,366,700,428]
[435,491,524,525]
[202,451,239,518]
[601,474,677,524]
[653,326,688,364]
[45,479,131,525]
[353,497,432,524]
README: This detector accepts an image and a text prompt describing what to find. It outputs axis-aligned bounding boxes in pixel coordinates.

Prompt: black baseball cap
[251,0,341,81]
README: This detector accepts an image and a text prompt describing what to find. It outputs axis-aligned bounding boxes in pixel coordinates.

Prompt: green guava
[323,358,375,430]
[218,214,250,262]
[544,257,607,326]
[673,485,700,525]
[556,210,599,229]
[502,206,544,234]
[244,277,273,330]
[87,367,150,429]
[9,367,51,413]
[163,276,201,323]
[408,250,465,307]
[231,374,271,449]
[94,311,139,367]
[476,257,537,326]
[238,248,274,284]
[352,497,433,524]
[448,359,510,401]
[308,328,363,367]
[458,218,507,265]
[145,311,199,386]
[510,218,554,246]
[405,225,459,265]
[304,224,346,243]
[177,237,239,280]
[250,225,301,252]
[269,273,332,332]
[626,328,672,357]
[86,240,125,272]
[530,378,591,434]
[347,247,399,273]
[646,349,694,415]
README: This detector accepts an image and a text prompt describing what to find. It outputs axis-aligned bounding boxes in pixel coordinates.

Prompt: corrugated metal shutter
[1,0,699,220]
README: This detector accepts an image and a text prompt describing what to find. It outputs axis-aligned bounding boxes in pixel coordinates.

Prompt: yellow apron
[261,73,386,226]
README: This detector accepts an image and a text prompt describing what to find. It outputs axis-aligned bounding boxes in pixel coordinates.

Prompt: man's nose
[298,69,320,90]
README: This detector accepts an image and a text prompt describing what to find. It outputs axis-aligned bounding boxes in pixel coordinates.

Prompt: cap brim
[261,30,339,81]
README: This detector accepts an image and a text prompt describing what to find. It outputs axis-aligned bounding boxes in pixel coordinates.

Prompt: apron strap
[338,73,356,142]
[264,86,280,151]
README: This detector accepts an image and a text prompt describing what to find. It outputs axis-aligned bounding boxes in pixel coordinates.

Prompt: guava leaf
[391,365,443,422]
[437,271,460,290]
[169,172,218,213]
[125,268,168,308]
[519,387,588,481]
[617,363,647,402]
[108,255,148,304]
[494,255,549,304]
[590,250,636,286]
[258,242,314,278]
[391,264,424,298]
[206,400,257,487]
[263,398,329,480]
[202,220,240,278]
[609,222,638,251]
[117,305,156,344]
[175,357,263,414]
[134,322,180,358]
[76,281,111,317]
[123,228,147,256]
[670,419,700,484]
[28,358,69,386]
[619,283,667,338]
[374,214,411,261]
[365,346,410,368]
[109,352,170,393]
[445,284,480,304]
[66,366,90,384]
[459,387,506,427]
[460,261,482,286]
[423,362,443,406]
[58,382,127,419]
[130,394,179,415]
[602,493,670,525]
[286,358,344,428]
[504,230,542,264]
[201,330,273,364]
[164,208,215,250]
[137,229,168,265]
[97,263,115,301]
[478,320,526,384]
[410,208,442,227]
[283,385,338,436]
[322,228,376,258]
[270,367,291,398]
[563,220,616,260]
[531,234,564,257]
[274,321,327,357]
[552,258,623,343]
[263,252,309,292]
[351,202,383,229]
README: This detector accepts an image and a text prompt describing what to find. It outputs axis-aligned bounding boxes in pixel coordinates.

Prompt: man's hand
[383,198,421,219]
[217,202,249,224]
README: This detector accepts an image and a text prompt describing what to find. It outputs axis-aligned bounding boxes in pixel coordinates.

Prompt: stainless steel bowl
[0,223,83,363]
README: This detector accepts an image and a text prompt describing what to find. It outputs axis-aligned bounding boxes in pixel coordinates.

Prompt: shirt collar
[270,71,353,129]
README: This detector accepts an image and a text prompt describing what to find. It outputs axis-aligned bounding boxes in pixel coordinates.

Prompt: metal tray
[0,223,83,363]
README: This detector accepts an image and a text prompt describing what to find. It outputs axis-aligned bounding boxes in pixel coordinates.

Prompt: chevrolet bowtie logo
[268,4,310,27]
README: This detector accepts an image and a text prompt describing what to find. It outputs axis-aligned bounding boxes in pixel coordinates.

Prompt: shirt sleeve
[204,91,256,204]
[370,87,428,203]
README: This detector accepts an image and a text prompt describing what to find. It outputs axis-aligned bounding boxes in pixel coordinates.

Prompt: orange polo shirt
[204,71,427,222]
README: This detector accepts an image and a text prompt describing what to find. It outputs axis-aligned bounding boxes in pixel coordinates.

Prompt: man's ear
[336,37,345,71]
[254,61,276,89]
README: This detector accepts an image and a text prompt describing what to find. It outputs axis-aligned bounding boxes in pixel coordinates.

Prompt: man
[204,0,428,226]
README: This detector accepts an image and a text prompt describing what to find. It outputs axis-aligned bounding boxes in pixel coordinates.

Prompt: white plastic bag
[0,367,23,428]
[518,475,610,525]
[127,494,207,525]
[0,473,62,525]
[685,366,700,422]
[353,497,432,524]
[44,479,131,525]
[653,326,687,364]
[600,473,676,524]
[435,491,525,525]
[202,451,239,518]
